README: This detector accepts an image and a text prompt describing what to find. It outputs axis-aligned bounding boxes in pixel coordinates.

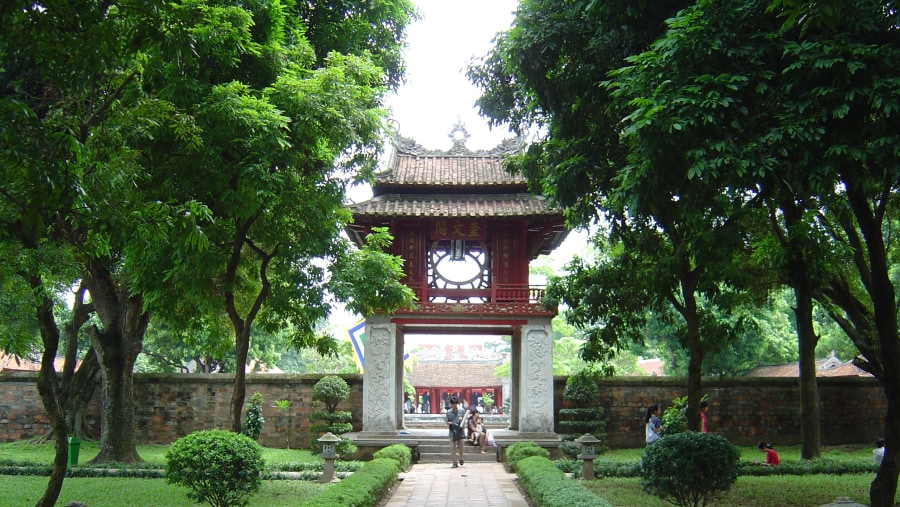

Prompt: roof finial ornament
[448,117,470,153]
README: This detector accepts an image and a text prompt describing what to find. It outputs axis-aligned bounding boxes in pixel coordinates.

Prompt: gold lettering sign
[432,219,486,240]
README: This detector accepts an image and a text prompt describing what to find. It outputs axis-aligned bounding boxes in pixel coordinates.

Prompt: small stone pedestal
[319,432,341,483]
[818,497,865,506]
[575,433,601,481]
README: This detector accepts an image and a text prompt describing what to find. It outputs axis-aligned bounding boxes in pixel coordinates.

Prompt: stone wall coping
[1,371,876,387]
[0,371,364,384]
[553,375,879,387]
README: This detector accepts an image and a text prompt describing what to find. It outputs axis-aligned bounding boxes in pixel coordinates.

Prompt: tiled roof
[744,356,871,377]
[0,353,67,372]
[377,154,527,188]
[347,193,559,218]
[407,361,503,388]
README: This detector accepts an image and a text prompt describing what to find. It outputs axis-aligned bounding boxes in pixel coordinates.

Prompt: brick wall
[0,372,885,449]
[0,372,364,448]
[554,375,887,448]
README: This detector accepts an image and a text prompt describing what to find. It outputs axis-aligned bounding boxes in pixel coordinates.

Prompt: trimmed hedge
[517,455,612,507]
[737,458,878,476]
[301,458,399,507]
[267,461,362,473]
[372,444,412,473]
[0,460,364,480]
[506,441,550,472]
[553,457,879,479]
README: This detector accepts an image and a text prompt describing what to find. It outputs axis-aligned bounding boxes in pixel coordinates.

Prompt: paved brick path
[382,462,530,507]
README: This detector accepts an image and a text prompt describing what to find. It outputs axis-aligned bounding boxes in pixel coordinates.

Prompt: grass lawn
[584,474,877,507]
[0,476,330,507]
[0,440,319,467]
[597,443,875,463]
[586,444,893,506]
[0,440,330,507]
[1,441,893,507]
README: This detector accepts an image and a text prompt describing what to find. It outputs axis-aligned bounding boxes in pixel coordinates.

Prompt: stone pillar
[518,320,554,433]
[395,326,405,429]
[509,327,521,430]
[361,315,400,433]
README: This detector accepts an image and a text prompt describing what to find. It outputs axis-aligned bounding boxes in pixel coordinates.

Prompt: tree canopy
[2,0,415,504]
[473,0,900,503]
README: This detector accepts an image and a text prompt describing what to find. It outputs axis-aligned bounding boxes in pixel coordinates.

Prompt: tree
[276,339,359,374]
[139,0,416,431]
[470,0,766,433]
[597,0,900,502]
[1,0,220,475]
[2,4,415,505]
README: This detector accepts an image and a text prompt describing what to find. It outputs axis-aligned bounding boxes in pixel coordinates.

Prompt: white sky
[387,0,521,150]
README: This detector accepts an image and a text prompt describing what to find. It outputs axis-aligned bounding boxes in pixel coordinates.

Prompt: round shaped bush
[312,375,350,413]
[641,431,740,507]
[165,429,265,507]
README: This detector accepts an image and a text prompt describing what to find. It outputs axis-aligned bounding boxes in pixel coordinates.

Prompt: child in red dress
[758,441,780,466]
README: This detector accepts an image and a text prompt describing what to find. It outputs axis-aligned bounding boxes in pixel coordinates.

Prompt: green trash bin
[67,436,81,467]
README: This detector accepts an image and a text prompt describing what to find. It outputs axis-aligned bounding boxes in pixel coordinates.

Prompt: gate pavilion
[344,124,569,441]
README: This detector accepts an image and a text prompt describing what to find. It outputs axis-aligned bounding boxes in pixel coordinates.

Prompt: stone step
[417,446,499,464]
[418,443,497,453]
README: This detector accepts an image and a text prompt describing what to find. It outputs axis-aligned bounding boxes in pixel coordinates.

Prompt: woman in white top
[645,404,663,445]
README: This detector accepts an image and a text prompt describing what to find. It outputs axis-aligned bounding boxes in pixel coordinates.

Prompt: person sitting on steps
[468,413,489,453]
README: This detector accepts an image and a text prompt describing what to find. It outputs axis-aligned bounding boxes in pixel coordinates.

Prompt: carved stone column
[509,327,521,430]
[518,319,554,433]
[361,314,399,433]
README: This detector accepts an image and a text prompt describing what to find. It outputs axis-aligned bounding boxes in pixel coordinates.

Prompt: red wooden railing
[406,282,545,304]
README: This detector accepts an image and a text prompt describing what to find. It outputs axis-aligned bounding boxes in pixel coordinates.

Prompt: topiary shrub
[559,368,608,458]
[641,431,740,507]
[165,429,265,507]
[506,441,550,472]
[309,375,357,456]
[241,392,265,440]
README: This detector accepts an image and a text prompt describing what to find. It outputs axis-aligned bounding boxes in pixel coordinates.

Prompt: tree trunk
[780,198,821,460]
[230,326,250,433]
[224,231,274,433]
[838,171,900,506]
[794,282,821,460]
[674,261,703,432]
[31,283,68,507]
[60,288,101,439]
[83,263,148,464]
[683,292,703,432]
[871,382,900,507]
[63,348,101,439]
[89,323,144,463]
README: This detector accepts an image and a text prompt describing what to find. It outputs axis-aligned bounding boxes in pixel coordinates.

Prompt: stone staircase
[401,414,503,463]
[415,435,499,463]
[347,414,561,463]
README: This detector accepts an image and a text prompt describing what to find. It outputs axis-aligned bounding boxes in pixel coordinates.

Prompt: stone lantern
[575,433,601,481]
[318,432,341,483]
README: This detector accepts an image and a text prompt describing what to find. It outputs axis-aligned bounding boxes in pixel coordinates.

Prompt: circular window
[429,240,489,289]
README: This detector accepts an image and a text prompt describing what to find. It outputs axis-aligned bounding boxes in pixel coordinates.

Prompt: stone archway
[359,314,554,435]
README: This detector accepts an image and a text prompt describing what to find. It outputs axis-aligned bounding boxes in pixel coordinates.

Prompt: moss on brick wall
[0,372,883,448]
[553,375,886,448]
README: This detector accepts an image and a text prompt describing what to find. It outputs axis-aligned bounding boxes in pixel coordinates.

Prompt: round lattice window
[428,240,489,289]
